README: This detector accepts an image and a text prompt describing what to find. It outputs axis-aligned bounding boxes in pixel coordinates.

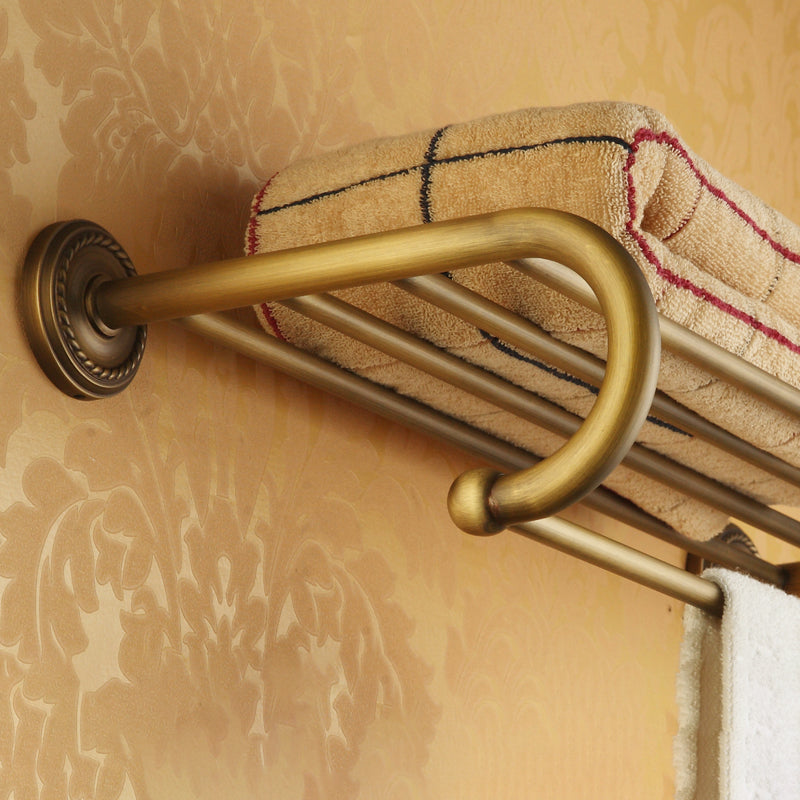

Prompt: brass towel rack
[21,209,661,533]
[19,208,800,615]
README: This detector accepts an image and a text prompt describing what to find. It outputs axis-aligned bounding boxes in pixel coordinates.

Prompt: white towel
[674,568,800,799]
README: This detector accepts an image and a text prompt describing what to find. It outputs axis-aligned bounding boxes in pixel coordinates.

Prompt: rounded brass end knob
[447,467,505,536]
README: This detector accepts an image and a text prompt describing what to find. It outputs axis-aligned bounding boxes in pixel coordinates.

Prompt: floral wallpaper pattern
[0,1,798,798]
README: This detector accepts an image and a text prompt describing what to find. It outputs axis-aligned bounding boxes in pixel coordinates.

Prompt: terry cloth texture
[248,102,800,540]
[674,568,800,799]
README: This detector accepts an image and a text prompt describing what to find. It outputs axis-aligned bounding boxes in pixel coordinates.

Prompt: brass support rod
[179,313,782,591]
[514,257,800,420]
[399,273,800,490]
[92,210,646,329]
[90,209,659,534]
[283,292,800,549]
[513,517,725,616]
[20,210,661,534]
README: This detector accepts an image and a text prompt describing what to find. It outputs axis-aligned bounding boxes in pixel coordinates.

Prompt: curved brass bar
[446,215,661,534]
[90,209,650,331]
[180,313,783,588]
[283,292,800,548]
[400,273,800,490]
[23,209,660,534]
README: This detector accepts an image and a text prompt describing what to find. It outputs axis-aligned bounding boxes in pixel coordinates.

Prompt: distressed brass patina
[20,220,147,399]
[20,209,660,534]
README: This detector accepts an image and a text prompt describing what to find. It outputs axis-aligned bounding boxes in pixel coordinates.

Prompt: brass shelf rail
[19,208,800,612]
[177,312,733,617]
[21,209,660,538]
[515,257,800,421]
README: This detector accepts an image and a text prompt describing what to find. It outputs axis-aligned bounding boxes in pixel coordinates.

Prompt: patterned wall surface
[1,1,799,797]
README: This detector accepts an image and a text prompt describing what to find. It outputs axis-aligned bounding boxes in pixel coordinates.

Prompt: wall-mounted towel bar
[21,209,660,536]
[19,207,800,614]
[178,312,783,593]
[177,312,729,618]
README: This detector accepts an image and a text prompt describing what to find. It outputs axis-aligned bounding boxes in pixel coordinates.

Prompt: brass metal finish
[21,202,797,609]
[514,516,725,616]
[515,256,800,421]
[19,220,147,399]
[685,523,760,577]
[445,468,505,535]
[781,562,800,599]
[179,313,782,595]
[401,273,800,490]
[284,253,659,536]
[91,209,649,329]
[285,292,800,549]
[27,209,660,535]
[442,216,661,532]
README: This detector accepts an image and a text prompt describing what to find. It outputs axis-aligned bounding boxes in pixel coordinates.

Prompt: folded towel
[674,568,800,799]
[247,102,800,538]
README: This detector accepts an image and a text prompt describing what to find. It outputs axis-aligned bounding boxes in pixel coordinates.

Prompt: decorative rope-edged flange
[20,220,147,399]
[685,523,759,576]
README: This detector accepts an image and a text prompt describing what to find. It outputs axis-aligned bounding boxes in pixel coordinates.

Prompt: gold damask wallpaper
[1,1,799,798]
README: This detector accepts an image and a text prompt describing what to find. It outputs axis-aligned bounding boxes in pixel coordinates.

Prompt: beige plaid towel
[247,102,800,539]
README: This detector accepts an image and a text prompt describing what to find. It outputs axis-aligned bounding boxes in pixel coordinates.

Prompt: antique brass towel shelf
[19,208,800,612]
[20,209,660,537]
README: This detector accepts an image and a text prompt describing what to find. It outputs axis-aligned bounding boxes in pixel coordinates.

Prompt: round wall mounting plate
[20,220,147,400]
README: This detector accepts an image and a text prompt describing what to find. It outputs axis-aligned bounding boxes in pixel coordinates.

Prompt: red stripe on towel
[259,302,286,340]
[625,129,800,355]
[249,174,288,339]
[247,175,275,256]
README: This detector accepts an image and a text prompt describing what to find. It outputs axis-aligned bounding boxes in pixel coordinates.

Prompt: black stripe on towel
[420,127,448,223]
[482,332,688,436]
[256,134,633,217]
[256,130,684,434]
[407,129,683,435]
[431,134,632,170]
